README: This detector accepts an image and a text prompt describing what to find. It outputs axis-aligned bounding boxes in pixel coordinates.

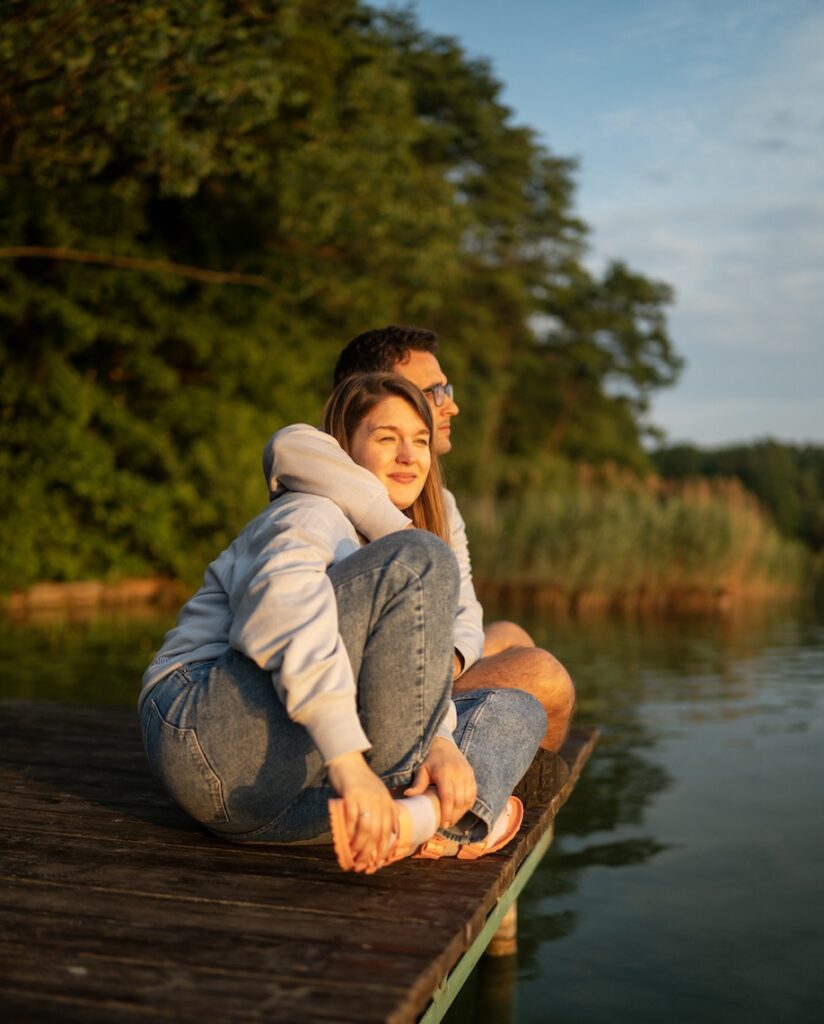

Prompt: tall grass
[463,468,810,613]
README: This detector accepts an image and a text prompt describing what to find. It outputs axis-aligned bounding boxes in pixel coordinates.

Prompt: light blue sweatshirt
[141,429,459,764]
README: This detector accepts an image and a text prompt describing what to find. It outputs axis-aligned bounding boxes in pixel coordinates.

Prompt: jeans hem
[438,795,495,844]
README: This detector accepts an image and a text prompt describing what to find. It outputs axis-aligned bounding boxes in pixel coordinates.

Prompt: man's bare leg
[482,620,536,658]
[454,620,575,752]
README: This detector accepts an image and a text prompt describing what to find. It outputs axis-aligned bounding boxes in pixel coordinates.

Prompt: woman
[140,373,545,873]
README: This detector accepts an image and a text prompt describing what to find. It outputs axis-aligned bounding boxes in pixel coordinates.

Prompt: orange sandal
[329,799,418,874]
[414,796,524,861]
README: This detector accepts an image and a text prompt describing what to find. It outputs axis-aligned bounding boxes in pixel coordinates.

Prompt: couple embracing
[140,326,575,874]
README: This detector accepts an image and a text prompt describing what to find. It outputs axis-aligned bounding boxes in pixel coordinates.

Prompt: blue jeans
[140,531,545,844]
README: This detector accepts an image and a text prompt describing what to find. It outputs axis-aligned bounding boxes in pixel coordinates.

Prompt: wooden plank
[0,700,596,1023]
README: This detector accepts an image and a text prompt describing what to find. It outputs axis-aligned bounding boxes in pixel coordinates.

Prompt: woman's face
[349,395,432,509]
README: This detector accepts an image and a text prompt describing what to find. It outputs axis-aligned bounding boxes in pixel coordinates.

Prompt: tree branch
[0,246,275,290]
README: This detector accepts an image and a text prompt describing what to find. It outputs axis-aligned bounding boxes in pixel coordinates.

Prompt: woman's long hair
[321,372,449,544]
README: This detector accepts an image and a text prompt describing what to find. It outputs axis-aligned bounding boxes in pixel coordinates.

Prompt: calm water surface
[1,602,822,1022]
[449,602,824,1024]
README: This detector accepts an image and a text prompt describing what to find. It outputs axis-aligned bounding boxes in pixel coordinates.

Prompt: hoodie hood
[262,429,285,501]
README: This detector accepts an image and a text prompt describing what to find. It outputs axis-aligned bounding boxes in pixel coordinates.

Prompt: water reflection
[0,607,174,706]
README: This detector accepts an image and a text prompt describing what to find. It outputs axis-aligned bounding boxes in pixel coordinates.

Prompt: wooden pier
[0,700,596,1022]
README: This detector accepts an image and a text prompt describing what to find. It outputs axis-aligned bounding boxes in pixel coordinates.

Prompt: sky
[386,0,824,448]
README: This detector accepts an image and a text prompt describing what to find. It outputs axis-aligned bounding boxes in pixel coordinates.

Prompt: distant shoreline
[2,575,803,622]
[2,578,188,618]
[475,580,802,618]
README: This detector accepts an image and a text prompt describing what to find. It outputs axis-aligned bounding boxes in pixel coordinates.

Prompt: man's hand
[453,651,464,679]
[327,751,398,871]
[405,737,476,828]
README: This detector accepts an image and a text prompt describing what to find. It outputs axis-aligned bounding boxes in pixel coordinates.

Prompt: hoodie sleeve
[263,424,411,539]
[434,699,458,746]
[443,490,485,672]
[227,499,371,764]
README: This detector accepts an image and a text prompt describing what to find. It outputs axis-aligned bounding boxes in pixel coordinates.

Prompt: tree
[504,261,680,473]
[0,0,465,586]
[1,0,682,587]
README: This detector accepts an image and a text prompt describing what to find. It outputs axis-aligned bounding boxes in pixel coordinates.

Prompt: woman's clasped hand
[404,737,476,829]
[326,750,401,871]
[328,737,478,873]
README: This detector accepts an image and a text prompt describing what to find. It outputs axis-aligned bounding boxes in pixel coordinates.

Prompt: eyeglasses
[422,383,454,407]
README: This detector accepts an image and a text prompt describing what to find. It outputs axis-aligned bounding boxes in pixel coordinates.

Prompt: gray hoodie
[141,429,459,765]
[140,490,373,763]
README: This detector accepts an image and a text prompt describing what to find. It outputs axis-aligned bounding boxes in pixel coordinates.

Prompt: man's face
[393,350,459,456]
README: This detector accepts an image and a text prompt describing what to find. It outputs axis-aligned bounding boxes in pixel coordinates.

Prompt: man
[267,325,575,750]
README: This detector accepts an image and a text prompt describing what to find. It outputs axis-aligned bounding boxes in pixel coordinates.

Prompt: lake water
[447,601,824,1024]
[1,600,822,1022]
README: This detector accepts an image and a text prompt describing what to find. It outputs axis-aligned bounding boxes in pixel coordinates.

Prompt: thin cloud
[588,8,824,380]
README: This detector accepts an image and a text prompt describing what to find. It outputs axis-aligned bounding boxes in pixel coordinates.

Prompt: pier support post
[485,901,518,957]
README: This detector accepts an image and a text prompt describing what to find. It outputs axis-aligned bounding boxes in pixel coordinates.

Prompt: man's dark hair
[333,324,438,386]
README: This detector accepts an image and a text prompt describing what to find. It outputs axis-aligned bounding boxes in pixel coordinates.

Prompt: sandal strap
[413,833,460,860]
[457,797,525,860]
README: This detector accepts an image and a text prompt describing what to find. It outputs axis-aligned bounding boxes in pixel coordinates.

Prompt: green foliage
[1,0,682,590]
[653,440,824,551]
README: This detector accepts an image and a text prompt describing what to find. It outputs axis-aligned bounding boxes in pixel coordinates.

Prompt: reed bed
[463,469,809,614]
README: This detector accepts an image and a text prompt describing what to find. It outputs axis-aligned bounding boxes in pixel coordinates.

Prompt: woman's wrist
[328,750,367,768]
[327,750,368,791]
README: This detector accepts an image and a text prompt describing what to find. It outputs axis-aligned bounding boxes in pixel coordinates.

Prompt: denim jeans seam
[440,795,494,842]
[332,559,419,646]
[330,553,427,590]
[451,691,500,841]
[342,560,431,777]
[414,571,426,768]
[187,726,230,823]
[382,769,417,789]
[149,698,230,823]
[456,690,496,761]
[166,665,193,689]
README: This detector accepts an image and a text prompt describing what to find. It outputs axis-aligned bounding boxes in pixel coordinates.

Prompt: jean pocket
[144,699,229,825]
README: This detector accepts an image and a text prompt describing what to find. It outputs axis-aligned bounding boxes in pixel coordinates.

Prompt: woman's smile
[349,396,432,509]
